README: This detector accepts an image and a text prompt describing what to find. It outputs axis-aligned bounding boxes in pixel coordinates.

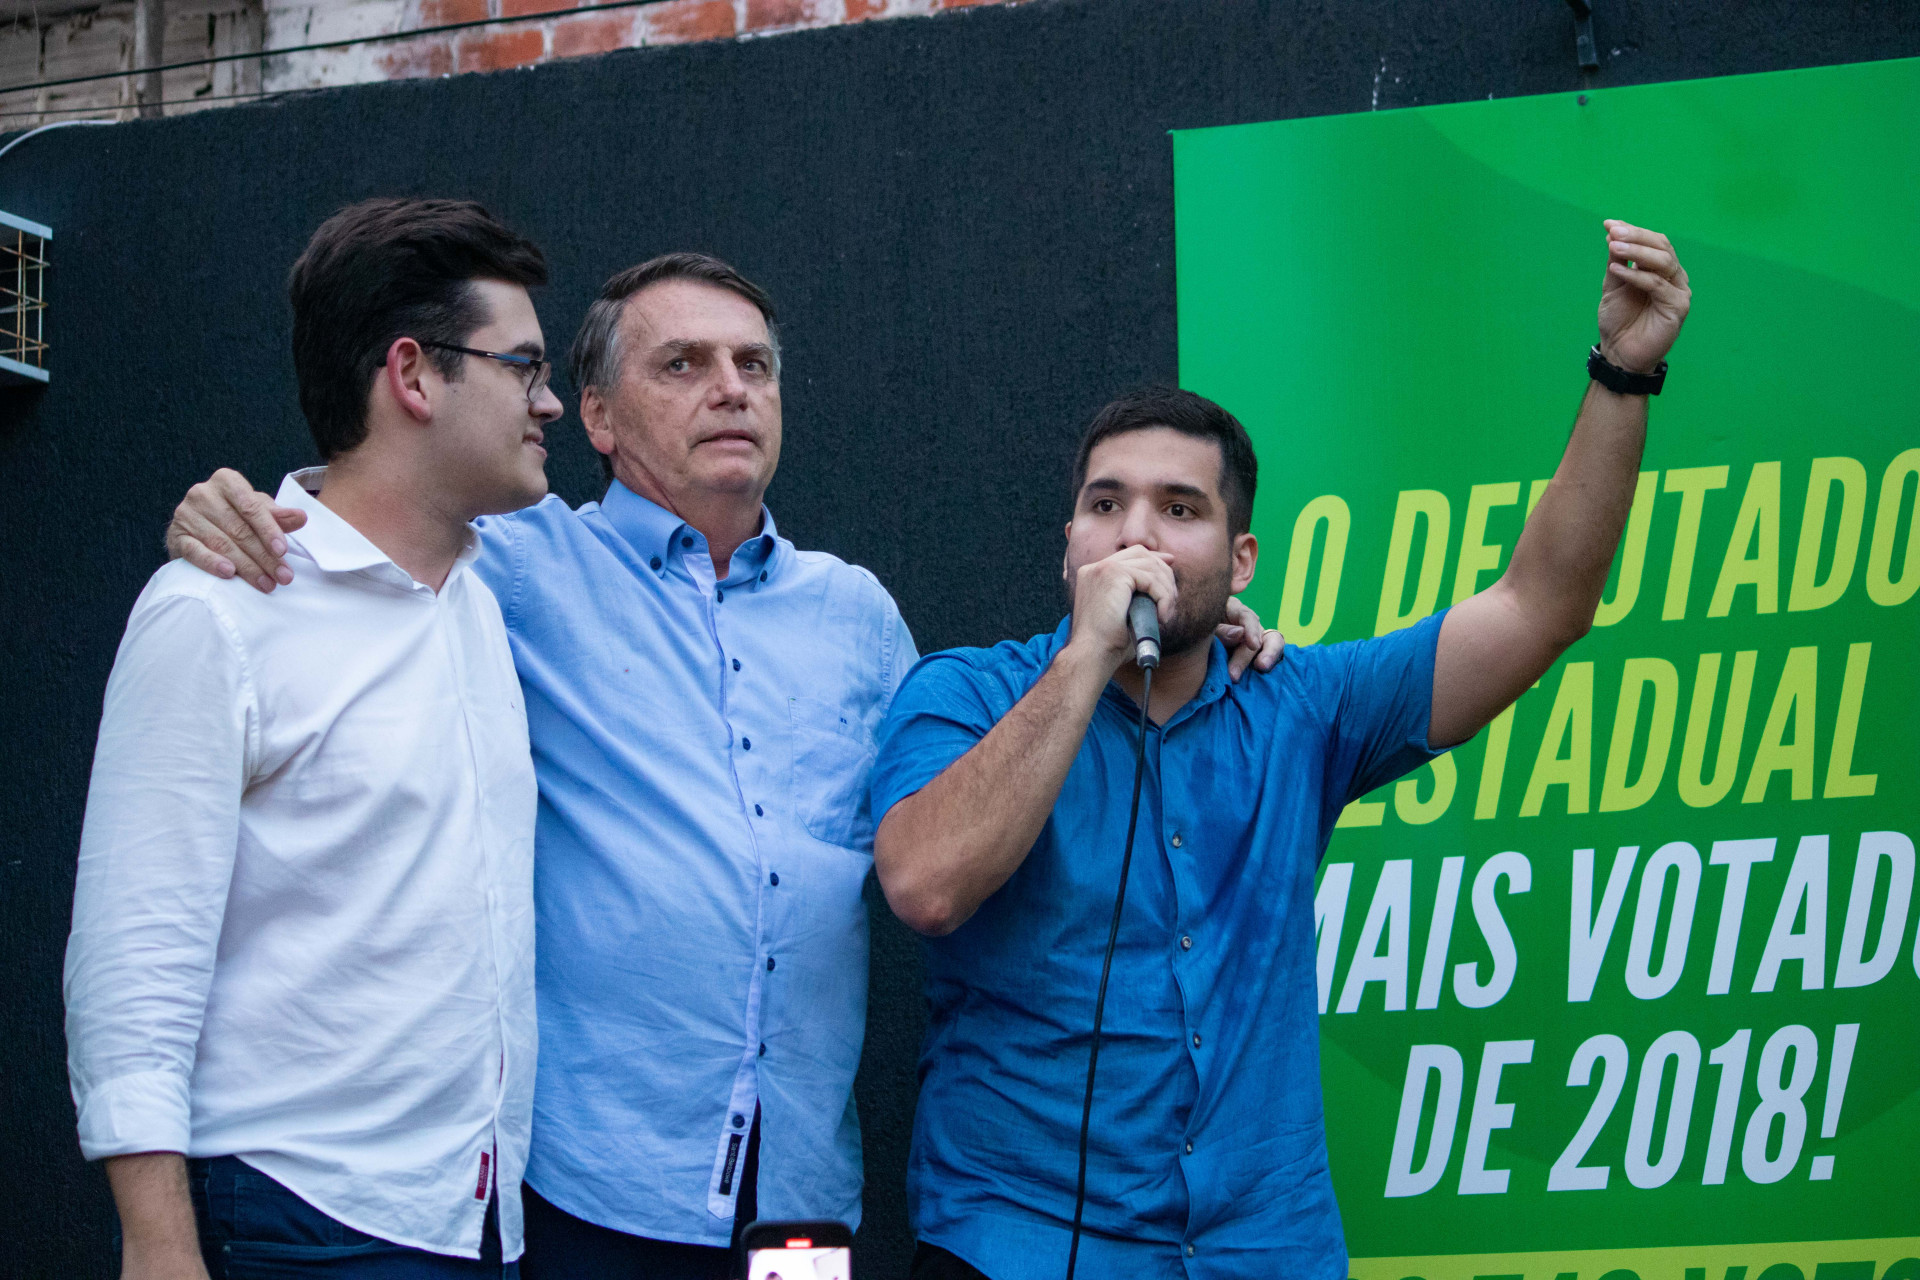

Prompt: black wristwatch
[1588,344,1667,395]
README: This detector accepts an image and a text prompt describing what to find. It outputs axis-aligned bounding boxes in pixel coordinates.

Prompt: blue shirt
[870,612,1447,1280]
[471,481,916,1247]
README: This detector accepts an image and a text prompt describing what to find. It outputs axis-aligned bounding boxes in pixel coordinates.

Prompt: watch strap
[1588,345,1667,395]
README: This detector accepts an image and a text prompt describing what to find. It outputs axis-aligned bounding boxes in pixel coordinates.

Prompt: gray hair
[568,251,781,396]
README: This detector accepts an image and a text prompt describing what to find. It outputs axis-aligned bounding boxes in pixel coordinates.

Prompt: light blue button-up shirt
[470,480,916,1247]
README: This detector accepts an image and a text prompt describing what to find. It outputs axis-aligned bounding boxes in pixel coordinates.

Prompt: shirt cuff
[75,1070,193,1161]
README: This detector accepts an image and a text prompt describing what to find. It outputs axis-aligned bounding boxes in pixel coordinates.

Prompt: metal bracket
[1566,0,1599,72]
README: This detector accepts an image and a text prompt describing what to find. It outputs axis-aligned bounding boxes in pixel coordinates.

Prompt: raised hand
[166,469,305,593]
[1597,219,1691,374]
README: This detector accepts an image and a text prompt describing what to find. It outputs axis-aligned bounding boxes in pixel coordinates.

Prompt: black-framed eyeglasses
[421,342,553,404]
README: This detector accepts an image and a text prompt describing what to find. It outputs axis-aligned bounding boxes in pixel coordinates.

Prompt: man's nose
[711,356,750,405]
[531,384,564,423]
[1118,503,1158,550]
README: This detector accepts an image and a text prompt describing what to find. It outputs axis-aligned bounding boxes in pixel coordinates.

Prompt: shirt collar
[279,467,479,582]
[600,479,779,583]
[1045,614,1233,729]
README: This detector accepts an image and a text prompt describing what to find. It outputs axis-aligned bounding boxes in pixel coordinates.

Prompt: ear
[382,337,436,424]
[579,385,617,459]
[1230,531,1259,594]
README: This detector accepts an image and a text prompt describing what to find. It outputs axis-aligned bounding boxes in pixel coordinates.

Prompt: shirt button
[1185,1140,1194,1155]
[649,556,663,571]
[1171,832,1184,848]
[1192,1032,1202,1048]
[770,872,780,886]
[733,658,742,671]
[1180,935,1193,951]
[681,536,694,548]
[755,804,764,817]
[1186,1244,1196,1257]
[733,1113,746,1129]
[759,1042,767,1057]
[742,737,751,751]
[759,570,768,582]
[767,957,776,971]
[717,588,726,602]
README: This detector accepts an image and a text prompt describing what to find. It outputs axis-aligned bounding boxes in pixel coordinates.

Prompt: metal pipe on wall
[134,0,166,118]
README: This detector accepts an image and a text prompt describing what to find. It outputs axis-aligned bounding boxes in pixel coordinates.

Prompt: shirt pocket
[788,696,877,851]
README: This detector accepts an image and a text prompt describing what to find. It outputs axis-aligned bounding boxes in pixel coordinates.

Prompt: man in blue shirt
[871,221,1692,1279]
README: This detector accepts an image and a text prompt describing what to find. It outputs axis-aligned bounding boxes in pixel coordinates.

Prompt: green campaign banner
[1173,57,1920,1280]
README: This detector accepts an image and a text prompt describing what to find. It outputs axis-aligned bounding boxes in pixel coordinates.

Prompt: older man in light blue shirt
[474,477,912,1246]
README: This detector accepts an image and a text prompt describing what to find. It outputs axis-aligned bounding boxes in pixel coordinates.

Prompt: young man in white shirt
[65,197,563,1279]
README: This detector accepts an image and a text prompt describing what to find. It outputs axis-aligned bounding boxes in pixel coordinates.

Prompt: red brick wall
[377,0,1018,81]
[0,0,1024,123]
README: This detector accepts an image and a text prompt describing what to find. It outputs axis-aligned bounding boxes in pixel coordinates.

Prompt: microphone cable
[1064,661,1153,1280]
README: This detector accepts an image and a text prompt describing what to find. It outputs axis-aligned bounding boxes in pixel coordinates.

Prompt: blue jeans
[185,1156,519,1278]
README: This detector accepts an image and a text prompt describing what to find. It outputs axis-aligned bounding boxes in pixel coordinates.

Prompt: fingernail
[275,567,293,585]
[272,537,286,555]
[257,577,274,592]
[216,560,234,577]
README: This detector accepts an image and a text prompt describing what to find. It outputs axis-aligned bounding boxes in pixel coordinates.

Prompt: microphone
[1127,593,1161,669]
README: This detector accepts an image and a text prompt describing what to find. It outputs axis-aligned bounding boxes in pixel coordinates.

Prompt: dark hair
[569,252,778,393]
[569,253,779,483]
[1071,387,1259,536]
[287,198,548,459]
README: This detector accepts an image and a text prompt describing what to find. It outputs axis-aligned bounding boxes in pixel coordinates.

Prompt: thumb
[274,507,309,531]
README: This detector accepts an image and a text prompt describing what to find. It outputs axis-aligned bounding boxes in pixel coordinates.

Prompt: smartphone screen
[746,1240,851,1280]
[741,1218,853,1280]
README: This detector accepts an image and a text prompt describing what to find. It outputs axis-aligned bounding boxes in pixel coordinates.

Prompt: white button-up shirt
[64,470,538,1260]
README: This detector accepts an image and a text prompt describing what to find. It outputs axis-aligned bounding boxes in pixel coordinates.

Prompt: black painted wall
[3,2,1915,1274]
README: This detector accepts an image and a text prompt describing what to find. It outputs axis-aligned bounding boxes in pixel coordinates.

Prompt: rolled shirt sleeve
[65,582,253,1160]
[1317,609,1450,823]
[869,650,1008,825]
